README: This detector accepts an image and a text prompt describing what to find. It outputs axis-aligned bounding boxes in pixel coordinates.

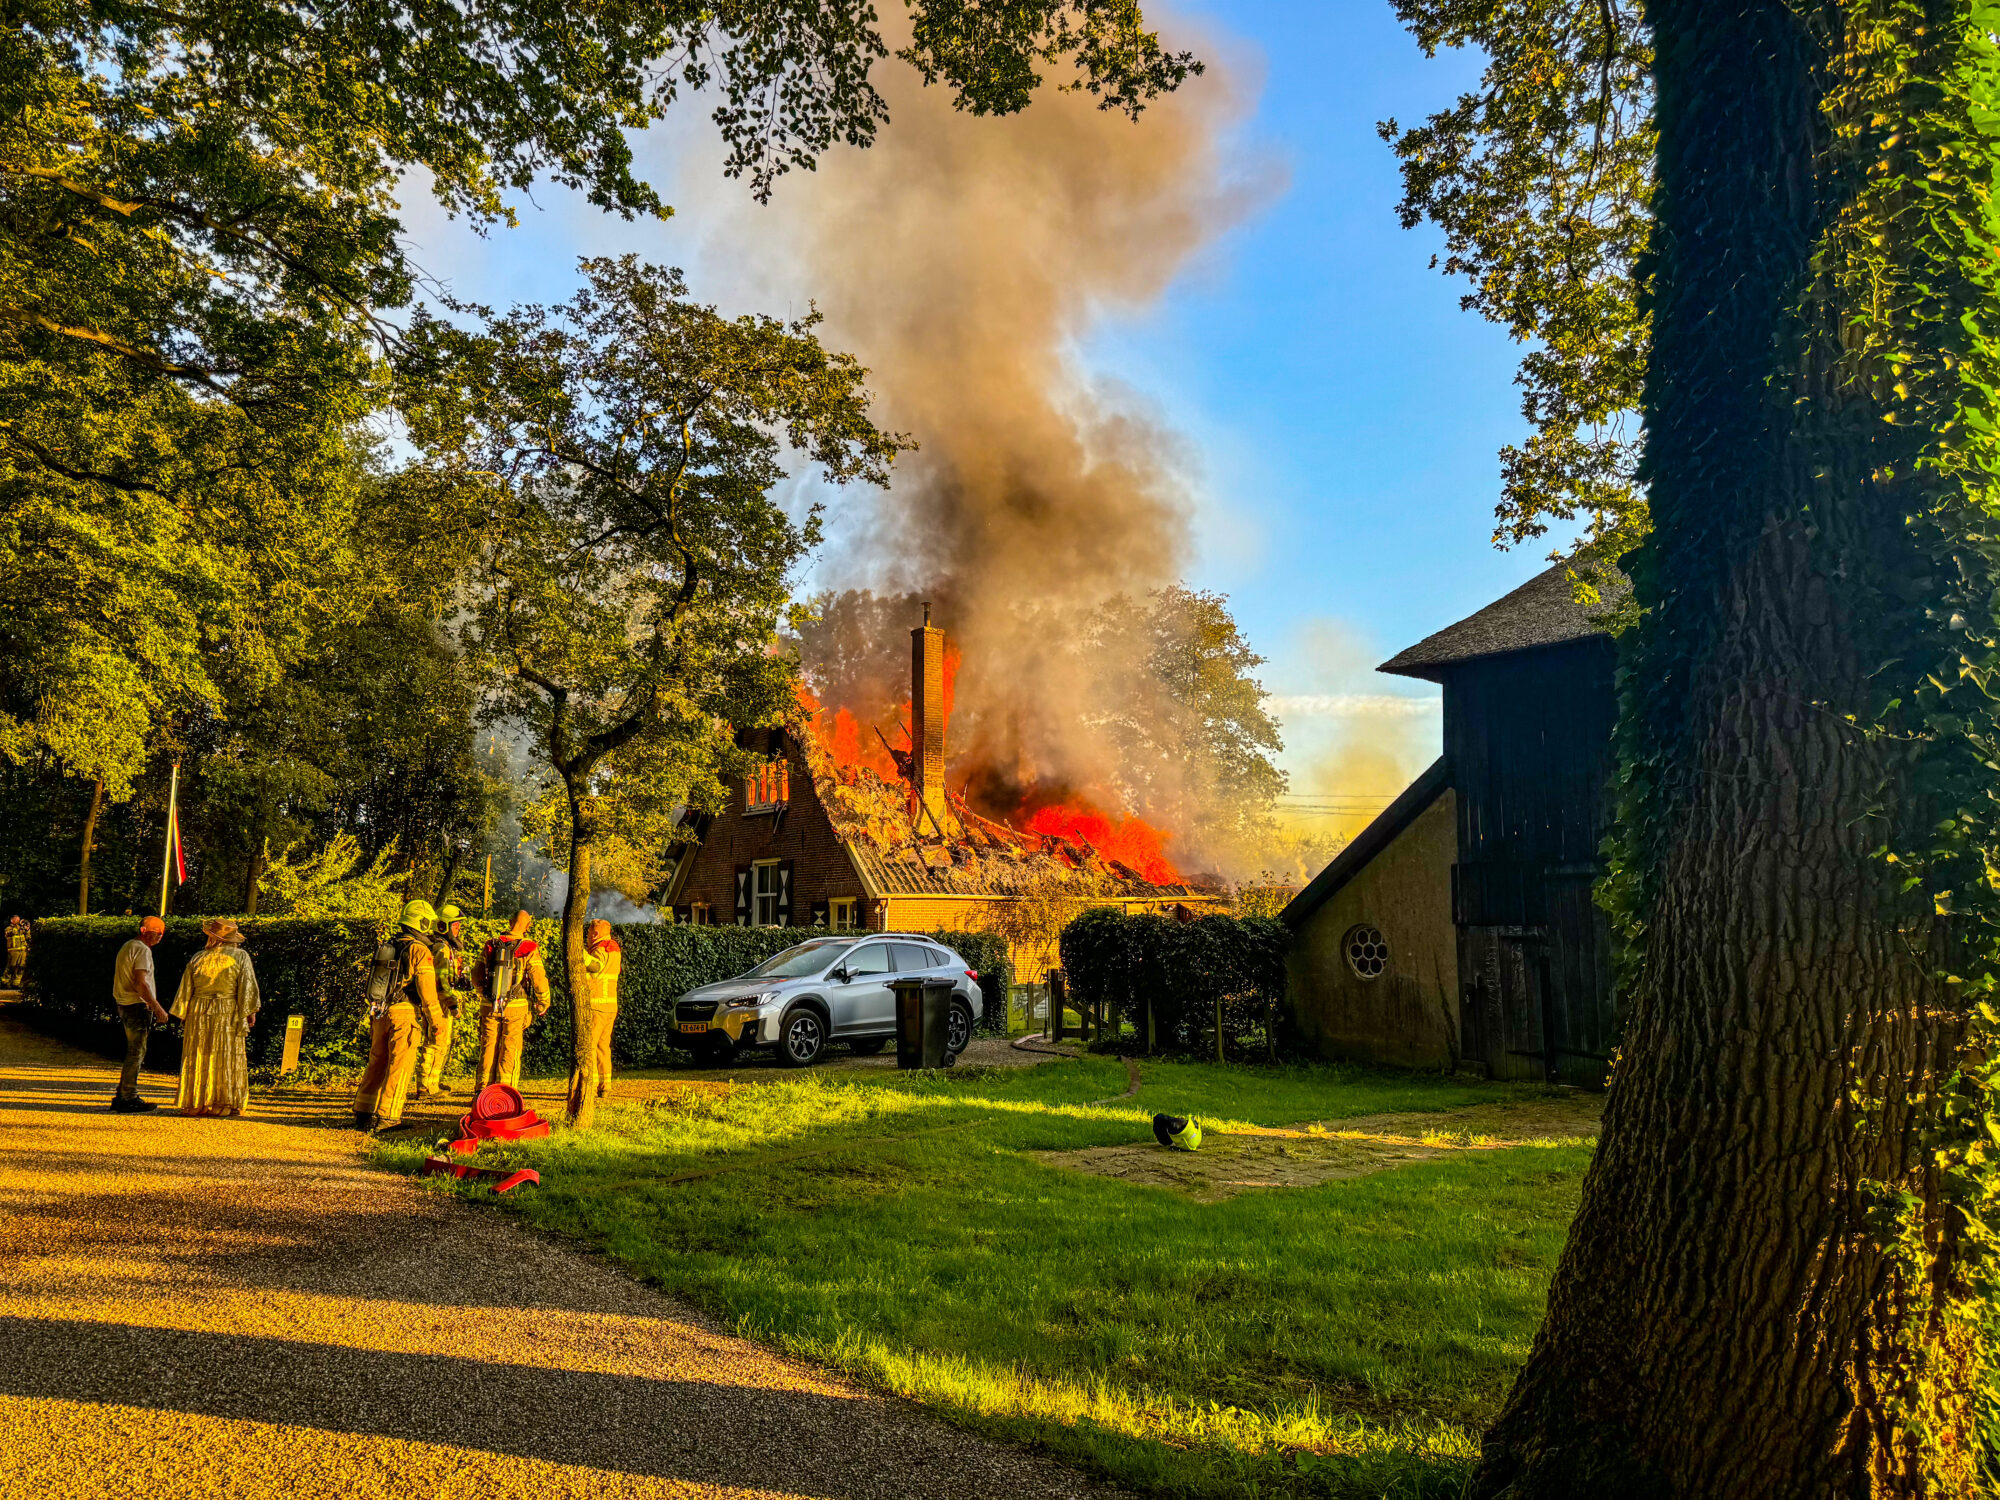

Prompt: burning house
[661,609,1220,975]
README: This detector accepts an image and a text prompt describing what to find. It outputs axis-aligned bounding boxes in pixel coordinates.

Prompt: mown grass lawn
[376,1056,1591,1499]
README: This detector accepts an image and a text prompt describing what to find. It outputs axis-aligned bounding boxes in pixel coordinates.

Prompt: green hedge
[1059,908,1292,1057]
[21,916,388,1072]
[24,916,1012,1078]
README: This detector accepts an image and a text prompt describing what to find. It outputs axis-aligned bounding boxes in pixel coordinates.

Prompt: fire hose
[419,1083,549,1194]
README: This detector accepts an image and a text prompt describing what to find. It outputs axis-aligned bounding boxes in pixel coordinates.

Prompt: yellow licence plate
[679,1022,709,1034]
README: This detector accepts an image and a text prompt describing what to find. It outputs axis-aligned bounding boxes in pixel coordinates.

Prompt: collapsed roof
[791,705,1215,901]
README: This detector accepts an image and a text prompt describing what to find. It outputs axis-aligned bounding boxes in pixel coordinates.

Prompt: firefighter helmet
[398,899,439,932]
[438,903,462,923]
[1151,1113,1202,1152]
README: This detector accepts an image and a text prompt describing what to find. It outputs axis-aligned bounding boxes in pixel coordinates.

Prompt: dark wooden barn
[1283,563,1624,1087]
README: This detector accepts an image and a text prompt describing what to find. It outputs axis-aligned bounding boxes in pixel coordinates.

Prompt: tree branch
[0,306,236,392]
[0,426,166,495]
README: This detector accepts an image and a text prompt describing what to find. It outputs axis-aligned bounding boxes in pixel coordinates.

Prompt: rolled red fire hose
[471,1083,526,1121]
[436,1082,551,1176]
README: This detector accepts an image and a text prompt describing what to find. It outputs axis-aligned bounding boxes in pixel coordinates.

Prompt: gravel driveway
[0,1004,1120,1500]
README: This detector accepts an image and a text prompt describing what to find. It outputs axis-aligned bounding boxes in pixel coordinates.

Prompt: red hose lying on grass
[421,1156,539,1194]
[424,1084,548,1191]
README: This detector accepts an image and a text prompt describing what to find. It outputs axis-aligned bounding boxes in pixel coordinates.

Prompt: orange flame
[801,663,1183,886]
[1023,803,1180,884]
[797,682,902,779]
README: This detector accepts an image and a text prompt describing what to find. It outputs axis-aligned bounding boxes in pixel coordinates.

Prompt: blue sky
[403,1,1570,821]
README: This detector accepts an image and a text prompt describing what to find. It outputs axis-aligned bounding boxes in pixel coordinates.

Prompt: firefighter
[416,902,472,1098]
[567,917,621,1116]
[352,899,446,1132]
[470,909,549,1090]
[4,915,29,989]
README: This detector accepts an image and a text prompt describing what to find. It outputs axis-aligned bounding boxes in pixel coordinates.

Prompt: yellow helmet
[1151,1113,1202,1152]
[398,899,438,931]
[438,903,462,923]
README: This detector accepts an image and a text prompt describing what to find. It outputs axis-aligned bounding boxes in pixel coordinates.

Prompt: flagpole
[158,760,180,917]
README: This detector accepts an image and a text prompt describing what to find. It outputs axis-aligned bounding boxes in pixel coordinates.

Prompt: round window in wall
[1344,924,1389,980]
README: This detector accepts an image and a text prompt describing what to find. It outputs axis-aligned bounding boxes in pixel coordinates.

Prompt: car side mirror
[830,967,850,982]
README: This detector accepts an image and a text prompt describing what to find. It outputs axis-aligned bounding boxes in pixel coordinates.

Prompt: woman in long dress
[172,919,260,1117]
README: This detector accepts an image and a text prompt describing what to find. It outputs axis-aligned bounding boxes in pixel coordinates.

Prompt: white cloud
[1266,693,1440,719]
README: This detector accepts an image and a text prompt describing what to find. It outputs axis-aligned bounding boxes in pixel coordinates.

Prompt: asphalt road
[0,1005,1119,1500]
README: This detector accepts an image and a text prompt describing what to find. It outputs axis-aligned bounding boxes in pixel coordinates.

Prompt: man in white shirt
[111,916,169,1113]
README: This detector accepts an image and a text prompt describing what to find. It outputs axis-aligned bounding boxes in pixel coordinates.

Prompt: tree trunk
[1467,0,1980,1492]
[562,790,596,1128]
[77,778,104,915]
[436,837,464,910]
[242,783,269,915]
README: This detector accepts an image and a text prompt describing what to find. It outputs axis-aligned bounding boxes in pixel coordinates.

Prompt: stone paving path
[0,1005,1118,1500]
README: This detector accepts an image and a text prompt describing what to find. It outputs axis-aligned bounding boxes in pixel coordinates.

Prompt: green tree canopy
[1381,0,1651,588]
[1084,586,1287,862]
[1,0,1196,853]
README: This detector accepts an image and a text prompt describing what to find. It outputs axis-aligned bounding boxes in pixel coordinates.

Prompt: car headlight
[728,992,777,1009]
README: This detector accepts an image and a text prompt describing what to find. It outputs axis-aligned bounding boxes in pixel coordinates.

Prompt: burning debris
[793,610,1209,899]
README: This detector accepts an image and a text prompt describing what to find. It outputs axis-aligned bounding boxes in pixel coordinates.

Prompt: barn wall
[1285,789,1459,1070]
[1444,638,1617,884]
[1443,638,1619,1085]
[671,728,868,923]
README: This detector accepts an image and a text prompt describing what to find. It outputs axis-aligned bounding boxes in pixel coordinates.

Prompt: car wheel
[848,1036,888,1056]
[777,1006,828,1068]
[946,1000,974,1059]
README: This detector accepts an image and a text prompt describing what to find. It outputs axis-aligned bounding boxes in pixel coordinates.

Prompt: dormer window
[745,758,790,813]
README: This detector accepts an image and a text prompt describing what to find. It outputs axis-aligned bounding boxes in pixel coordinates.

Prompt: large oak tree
[1434,0,2000,1490]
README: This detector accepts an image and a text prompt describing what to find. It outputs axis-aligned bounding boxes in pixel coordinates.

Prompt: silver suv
[673,934,984,1068]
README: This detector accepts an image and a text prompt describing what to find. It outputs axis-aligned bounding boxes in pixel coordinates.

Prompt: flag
[168,800,186,885]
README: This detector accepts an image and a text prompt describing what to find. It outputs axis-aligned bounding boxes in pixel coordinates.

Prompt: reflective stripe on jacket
[580,940,621,1006]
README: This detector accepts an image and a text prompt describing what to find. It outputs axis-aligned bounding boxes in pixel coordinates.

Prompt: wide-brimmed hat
[201,918,244,945]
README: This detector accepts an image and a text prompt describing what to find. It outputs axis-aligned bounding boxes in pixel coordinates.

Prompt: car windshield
[743,939,852,979]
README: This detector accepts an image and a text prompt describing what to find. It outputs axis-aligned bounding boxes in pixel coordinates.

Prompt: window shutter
[776,860,794,925]
[734,866,751,925]
[810,900,829,928]
[674,905,690,925]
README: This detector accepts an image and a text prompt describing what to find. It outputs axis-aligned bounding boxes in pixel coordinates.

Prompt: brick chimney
[911,603,950,835]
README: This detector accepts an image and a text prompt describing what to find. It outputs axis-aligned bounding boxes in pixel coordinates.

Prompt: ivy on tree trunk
[1469,0,2000,1490]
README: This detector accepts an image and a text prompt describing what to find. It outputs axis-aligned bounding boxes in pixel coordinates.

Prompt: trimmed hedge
[21,916,388,1072]
[20,916,1012,1077]
[1059,907,1292,1057]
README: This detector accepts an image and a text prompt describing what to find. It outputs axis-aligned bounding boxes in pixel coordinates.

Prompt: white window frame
[753,860,783,926]
[828,897,858,932]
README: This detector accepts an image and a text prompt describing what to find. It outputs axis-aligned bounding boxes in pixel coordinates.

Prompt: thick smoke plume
[687,22,1276,874]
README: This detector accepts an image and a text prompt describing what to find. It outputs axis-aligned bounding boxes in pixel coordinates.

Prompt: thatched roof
[1379,562,1627,683]
[792,708,1213,902]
